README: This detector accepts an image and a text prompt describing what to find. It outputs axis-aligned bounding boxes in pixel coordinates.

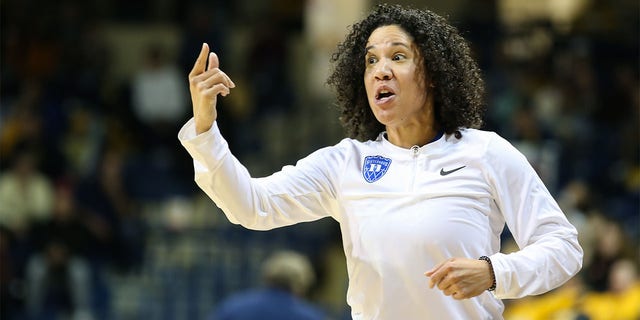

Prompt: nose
[374,59,393,80]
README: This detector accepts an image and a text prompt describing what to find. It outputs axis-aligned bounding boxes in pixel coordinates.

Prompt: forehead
[365,24,414,48]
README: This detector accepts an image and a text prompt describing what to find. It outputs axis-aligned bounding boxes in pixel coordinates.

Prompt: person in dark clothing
[25,184,95,319]
[209,250,326,320]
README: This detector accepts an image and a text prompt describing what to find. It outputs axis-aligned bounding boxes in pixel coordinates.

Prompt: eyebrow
[365,42,411,52]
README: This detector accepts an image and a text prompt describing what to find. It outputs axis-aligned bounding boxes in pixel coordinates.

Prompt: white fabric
[178,118,582,320]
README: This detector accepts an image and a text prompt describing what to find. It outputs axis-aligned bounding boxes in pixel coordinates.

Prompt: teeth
[376,89,393,100]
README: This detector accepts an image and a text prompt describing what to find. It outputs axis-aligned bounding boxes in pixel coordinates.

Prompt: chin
[371,109,395,126]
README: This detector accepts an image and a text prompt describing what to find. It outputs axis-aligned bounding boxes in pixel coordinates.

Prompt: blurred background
[0,0,638,319]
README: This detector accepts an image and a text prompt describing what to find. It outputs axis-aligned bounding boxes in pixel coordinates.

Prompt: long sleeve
[484,133,583,299]
[178,118,342,230]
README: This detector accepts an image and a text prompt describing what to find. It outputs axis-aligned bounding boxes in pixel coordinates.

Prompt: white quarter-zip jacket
[178,119,583,320]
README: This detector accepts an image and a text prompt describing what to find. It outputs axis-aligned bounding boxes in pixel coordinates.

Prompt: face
[364,24,432,130]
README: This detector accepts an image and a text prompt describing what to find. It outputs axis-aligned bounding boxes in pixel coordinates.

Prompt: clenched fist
[425,257,495,300]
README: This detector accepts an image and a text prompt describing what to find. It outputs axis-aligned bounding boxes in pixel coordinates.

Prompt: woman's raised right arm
[179,44,340,230]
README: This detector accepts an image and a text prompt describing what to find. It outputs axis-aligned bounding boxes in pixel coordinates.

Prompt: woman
[179,4,583,319]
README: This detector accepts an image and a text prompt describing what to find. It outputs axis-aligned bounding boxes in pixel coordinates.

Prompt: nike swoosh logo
[440,166,466,176]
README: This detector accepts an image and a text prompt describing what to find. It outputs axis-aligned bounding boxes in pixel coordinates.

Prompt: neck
[386,124,440,148]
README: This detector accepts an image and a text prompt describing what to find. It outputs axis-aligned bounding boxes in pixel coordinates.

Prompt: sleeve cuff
[488,252,510,298]
[177,118,230,171]
[178,118,218,142]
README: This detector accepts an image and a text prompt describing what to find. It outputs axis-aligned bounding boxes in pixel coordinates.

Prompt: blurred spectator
[583,219,635,292]
[0,225,24,320]
[504,238,640,320]
[176,0,239,176]
[25,184,95,320]
[505,221,640,320]
[246,15,294,118]
[75,148,146,273]
[0,85,41,162]
[61,101,105,180]
[580,259,640,320]
[127,43,194,200]
[131,43,188,137]
[503,277,588,320]
[509,103,560,192]
[302,0,366,149]
[177,1,231,74]
[304,0,366,100]
[230,12,297,165]
[209,250,326,320]
[0,82,69,181]
[557,180,598,264]
[0,145,54,238]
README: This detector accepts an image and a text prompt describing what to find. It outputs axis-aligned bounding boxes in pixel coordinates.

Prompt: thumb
[208,52,219,71]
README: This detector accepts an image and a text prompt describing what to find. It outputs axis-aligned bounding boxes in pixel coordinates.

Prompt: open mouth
[375,89,396,103]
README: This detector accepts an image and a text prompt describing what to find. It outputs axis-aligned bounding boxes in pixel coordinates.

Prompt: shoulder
[454,128,499,146]
[327,137,372,153]
[299,137,369,165]
[458,129,538,187]
[438,129,496,161]
[456,128,523,159]
[214,289,265,312]
[212,289,325,320]
[445,129,531,180]
[291,300,326,320]
[211,290,269,319]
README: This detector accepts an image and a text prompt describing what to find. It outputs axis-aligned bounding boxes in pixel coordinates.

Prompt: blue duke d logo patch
[362,155,392,183]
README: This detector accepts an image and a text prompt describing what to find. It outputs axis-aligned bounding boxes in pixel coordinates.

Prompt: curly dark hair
[327,3,485,141]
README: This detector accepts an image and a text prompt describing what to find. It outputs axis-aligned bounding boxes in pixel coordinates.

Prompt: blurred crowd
[0,0,638,319]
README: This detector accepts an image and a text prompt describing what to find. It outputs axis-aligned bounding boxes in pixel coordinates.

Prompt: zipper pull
[411,145,419,157]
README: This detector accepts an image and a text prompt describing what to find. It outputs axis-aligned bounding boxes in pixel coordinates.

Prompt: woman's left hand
[425,257,494,300]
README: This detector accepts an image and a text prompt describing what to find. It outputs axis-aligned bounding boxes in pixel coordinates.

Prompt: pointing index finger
[190,43,209,77]
[425,261,447,288]
[425,260,445,277]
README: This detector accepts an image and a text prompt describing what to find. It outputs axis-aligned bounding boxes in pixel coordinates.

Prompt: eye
[392,53,406,61]
[366,56,378,65]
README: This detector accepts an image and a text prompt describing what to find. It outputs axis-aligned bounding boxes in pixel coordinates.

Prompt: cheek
[363,70,372,87]
[409,72,428,100]
[364,74,375,97]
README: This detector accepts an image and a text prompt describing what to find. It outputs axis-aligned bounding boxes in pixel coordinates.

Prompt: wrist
[195,118,214,135]
[479,256,496,291]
